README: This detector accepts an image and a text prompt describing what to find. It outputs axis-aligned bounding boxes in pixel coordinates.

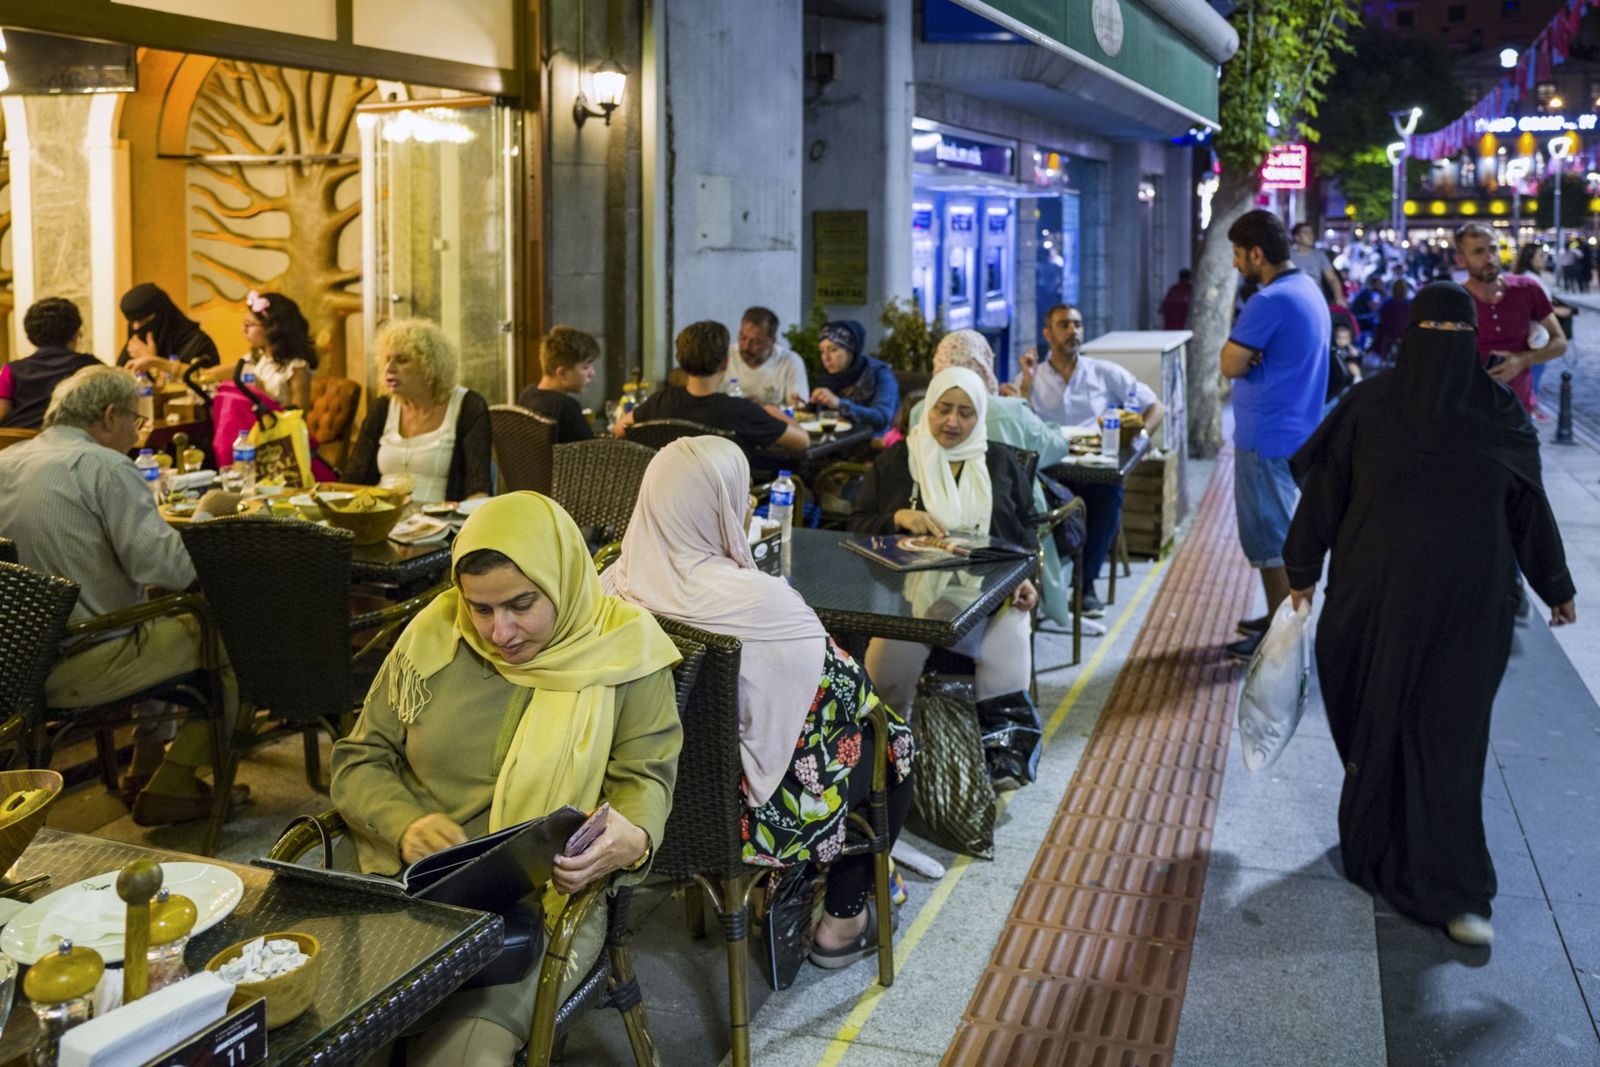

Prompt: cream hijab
[908,366,993,536]
[602,437,828,806]
[933,329,1000,395]
[388,492,680,837]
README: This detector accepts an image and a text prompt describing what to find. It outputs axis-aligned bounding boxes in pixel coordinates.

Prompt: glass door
[359,98,517,404]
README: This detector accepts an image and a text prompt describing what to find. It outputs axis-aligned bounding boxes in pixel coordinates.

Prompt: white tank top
[377,386,464,503]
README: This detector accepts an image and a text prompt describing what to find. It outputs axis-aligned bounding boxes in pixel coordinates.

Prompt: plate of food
[1,862,244,964]
[798,418,853,435]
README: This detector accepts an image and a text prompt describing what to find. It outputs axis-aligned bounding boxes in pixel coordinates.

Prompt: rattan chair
[491,404,558,494]
[624,418,733,451]
[179,517,442,831]
[650,616,894,1067]
[0,561,80,768]
[551,438,657,546]
[267,814,660,1067]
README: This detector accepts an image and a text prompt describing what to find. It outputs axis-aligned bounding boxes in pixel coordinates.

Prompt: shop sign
[813,211,869,305]
[1260,144,1308,190]
[913,131,1015,178]
[1474,113,1598,134]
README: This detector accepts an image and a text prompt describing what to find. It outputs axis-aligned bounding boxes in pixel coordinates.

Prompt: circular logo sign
[1093,0,1125,57]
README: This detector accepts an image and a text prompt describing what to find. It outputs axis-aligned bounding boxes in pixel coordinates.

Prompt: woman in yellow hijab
[331,492,682,1065]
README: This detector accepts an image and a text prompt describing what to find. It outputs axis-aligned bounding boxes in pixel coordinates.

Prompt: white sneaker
[1446,914,1494,945]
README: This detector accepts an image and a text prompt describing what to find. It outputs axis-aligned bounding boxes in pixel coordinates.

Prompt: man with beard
[1454,223,1565,415]
[1219,210,1330,659]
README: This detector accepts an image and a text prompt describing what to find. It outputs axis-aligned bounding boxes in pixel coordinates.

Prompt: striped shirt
[0,426,195,625]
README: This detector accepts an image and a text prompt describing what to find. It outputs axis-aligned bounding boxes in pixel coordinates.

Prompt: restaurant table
[0,829,500,1066]
[349,538,452,597]
[1042,433,1153,486]
[786,528,1032,646]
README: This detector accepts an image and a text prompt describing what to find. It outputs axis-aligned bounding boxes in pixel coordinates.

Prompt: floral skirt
[741,639,914,869]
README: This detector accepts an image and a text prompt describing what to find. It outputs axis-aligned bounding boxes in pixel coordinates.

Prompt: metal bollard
[1555,371,1576,445]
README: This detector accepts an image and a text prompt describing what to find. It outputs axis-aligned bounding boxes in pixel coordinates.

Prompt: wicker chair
[551,439,656,546]
[650,616,894,1067]
[0,561,80,769]
[179,517,442,827]
[624,419,733,451]
[491,404,558,494]
[267,816,661,1067]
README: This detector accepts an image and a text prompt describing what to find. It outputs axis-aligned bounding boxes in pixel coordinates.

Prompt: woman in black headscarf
[118,283,221,372]
[809,319,899,432]
[1283,282,1577,946]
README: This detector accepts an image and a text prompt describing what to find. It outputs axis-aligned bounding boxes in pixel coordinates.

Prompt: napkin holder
[52,975,267,1067]
[750,522,783,576]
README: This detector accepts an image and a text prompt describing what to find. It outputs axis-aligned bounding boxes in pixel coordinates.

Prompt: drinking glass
[0,953,15,1030]
[219,468,245,494]
[818,413,838,442]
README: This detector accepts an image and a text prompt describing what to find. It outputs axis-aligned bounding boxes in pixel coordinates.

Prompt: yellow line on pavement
[813,560,1167,1067]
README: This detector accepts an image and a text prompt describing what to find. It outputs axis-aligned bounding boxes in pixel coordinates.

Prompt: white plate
[0,898,26,928]
[0,862,244,965]
[1064,425,1100,440]
[455,497,490,517]
[799,419,853,434]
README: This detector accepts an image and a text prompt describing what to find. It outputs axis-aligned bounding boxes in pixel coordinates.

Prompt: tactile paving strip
[944,451,1255,1067]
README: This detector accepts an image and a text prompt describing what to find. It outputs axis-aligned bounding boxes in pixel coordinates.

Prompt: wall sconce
[574,59,625,127]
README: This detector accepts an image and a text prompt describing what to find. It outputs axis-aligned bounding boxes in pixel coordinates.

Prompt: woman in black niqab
[1283,282,1576,945]
[117,283,221,371]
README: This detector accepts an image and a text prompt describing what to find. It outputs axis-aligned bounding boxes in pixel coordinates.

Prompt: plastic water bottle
[770,470,796,578]
[1124,384,1142,417]
[135,448,162,504]
[241,358,257,389]
[1100,408,1121,461]
[727,377,743,399]
[232,430,257,496]
[135,374,155,424]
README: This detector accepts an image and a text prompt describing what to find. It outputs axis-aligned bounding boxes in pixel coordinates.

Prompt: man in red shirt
[1455,223,1566,412]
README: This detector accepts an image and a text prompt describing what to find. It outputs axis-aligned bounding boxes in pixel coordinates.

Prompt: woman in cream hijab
[604,437,915,970]
[331,492,682,1065]
[849,366,1042,788]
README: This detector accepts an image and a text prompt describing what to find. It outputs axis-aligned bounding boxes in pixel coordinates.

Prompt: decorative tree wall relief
[187,62,376,375]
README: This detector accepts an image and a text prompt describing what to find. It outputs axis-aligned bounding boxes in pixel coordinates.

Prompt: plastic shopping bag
[1236,599,1313,771]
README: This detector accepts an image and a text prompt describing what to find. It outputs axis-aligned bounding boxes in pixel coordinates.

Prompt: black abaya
[1283,283,1575,926]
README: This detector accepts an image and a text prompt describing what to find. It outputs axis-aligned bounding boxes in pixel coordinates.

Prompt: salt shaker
[23,940,103,1066]
[146,888,198,993]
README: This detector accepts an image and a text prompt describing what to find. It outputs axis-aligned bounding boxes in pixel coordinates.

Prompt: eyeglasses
[1414,320,1476,332]
[124,410,151,431]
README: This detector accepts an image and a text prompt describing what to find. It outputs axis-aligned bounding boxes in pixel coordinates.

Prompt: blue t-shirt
[1229,268,1330,457]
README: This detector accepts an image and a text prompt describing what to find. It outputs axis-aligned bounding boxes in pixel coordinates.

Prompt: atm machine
[940,197,979,331]
[911,200,938,323]
[978,198,1014,377]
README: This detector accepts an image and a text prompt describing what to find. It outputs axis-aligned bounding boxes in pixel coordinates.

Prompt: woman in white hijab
[848,367,1041,787]
[604,436,915,970]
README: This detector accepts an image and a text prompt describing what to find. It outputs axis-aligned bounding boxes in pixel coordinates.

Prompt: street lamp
[1390,108,1422,245]
[1506,157,1532,244]
[1551,134,1574,266]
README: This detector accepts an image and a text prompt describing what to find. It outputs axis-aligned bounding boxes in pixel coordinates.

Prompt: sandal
[807,899,897,970]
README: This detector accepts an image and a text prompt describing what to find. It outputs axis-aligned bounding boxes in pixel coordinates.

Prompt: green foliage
[782,304,829,380]
[1216,0,1362,177]
[1535,173,1592,230]
[1340,153,1431,225]
[1317,25,1467,175]
[876,297,946,375]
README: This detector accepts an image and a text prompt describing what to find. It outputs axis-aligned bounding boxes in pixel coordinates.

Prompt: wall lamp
[573,59,626,127]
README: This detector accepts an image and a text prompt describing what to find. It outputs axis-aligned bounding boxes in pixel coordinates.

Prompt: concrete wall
[800,0,913,352]
[660,0,803,376]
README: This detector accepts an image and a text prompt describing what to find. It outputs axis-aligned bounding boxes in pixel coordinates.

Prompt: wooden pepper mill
[23,941,103,1066]
[146,888,198,993]
[116,859,164,1003]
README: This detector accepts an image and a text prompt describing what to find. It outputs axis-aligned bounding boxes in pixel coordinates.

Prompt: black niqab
[117,284,220,367]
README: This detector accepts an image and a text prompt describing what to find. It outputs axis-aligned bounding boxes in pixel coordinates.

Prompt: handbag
[975,690,1043,789]
[905,675,997,859]
[752,866,820,991]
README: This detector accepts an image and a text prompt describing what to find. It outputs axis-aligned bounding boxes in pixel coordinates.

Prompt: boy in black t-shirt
[516,326,598,442]
[614,321,809,456]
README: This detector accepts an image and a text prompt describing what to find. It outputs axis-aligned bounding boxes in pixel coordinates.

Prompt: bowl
[0,770,62,875]
[205,931,322,1030]
[312,488,406,545]
[290,491,349,520]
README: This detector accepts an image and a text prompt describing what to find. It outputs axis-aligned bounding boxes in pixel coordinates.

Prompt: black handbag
[752,866,820,991]
[906,675,997,859]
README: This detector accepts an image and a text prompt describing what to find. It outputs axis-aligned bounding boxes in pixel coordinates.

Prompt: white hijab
[601,436,828,807]
[908,367,992,537]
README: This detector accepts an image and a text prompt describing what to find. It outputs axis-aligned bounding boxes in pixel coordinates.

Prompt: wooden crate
[1121,451,1176,559]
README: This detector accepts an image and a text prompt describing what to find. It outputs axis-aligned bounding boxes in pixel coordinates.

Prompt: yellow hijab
[389,492,680,837]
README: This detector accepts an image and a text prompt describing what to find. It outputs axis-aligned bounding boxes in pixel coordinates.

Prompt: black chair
[491,404,558,495]
[650,616,894,1067]
[267,815,660,1067]
[625,418,734,451]
[0,561,80,768]
[179,517,442,845]
[551,439,657,546]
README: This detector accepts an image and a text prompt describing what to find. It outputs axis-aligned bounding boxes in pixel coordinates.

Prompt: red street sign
[1260,144,1308,190]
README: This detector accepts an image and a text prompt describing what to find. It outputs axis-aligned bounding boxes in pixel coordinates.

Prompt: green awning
[953,0,1224,128]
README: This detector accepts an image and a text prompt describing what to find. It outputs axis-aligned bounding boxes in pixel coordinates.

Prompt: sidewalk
[1176,417,1600,1067]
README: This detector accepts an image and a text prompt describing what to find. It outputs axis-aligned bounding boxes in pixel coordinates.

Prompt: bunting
[1411,0,1595,160]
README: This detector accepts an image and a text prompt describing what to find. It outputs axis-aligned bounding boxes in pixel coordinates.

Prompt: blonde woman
[346,318,493,502]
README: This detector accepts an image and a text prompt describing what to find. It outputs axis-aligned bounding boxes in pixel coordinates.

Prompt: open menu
[842,533,1032,572]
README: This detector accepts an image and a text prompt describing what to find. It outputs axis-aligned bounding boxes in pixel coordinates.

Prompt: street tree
[1189,0,1359,457]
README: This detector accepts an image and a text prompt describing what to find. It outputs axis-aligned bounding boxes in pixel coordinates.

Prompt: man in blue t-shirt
[1220,210,1330,659]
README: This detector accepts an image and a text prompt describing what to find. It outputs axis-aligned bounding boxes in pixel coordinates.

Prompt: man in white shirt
[720,306,810,406]
[0,365,243,826]
[1017,304,1163,617]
